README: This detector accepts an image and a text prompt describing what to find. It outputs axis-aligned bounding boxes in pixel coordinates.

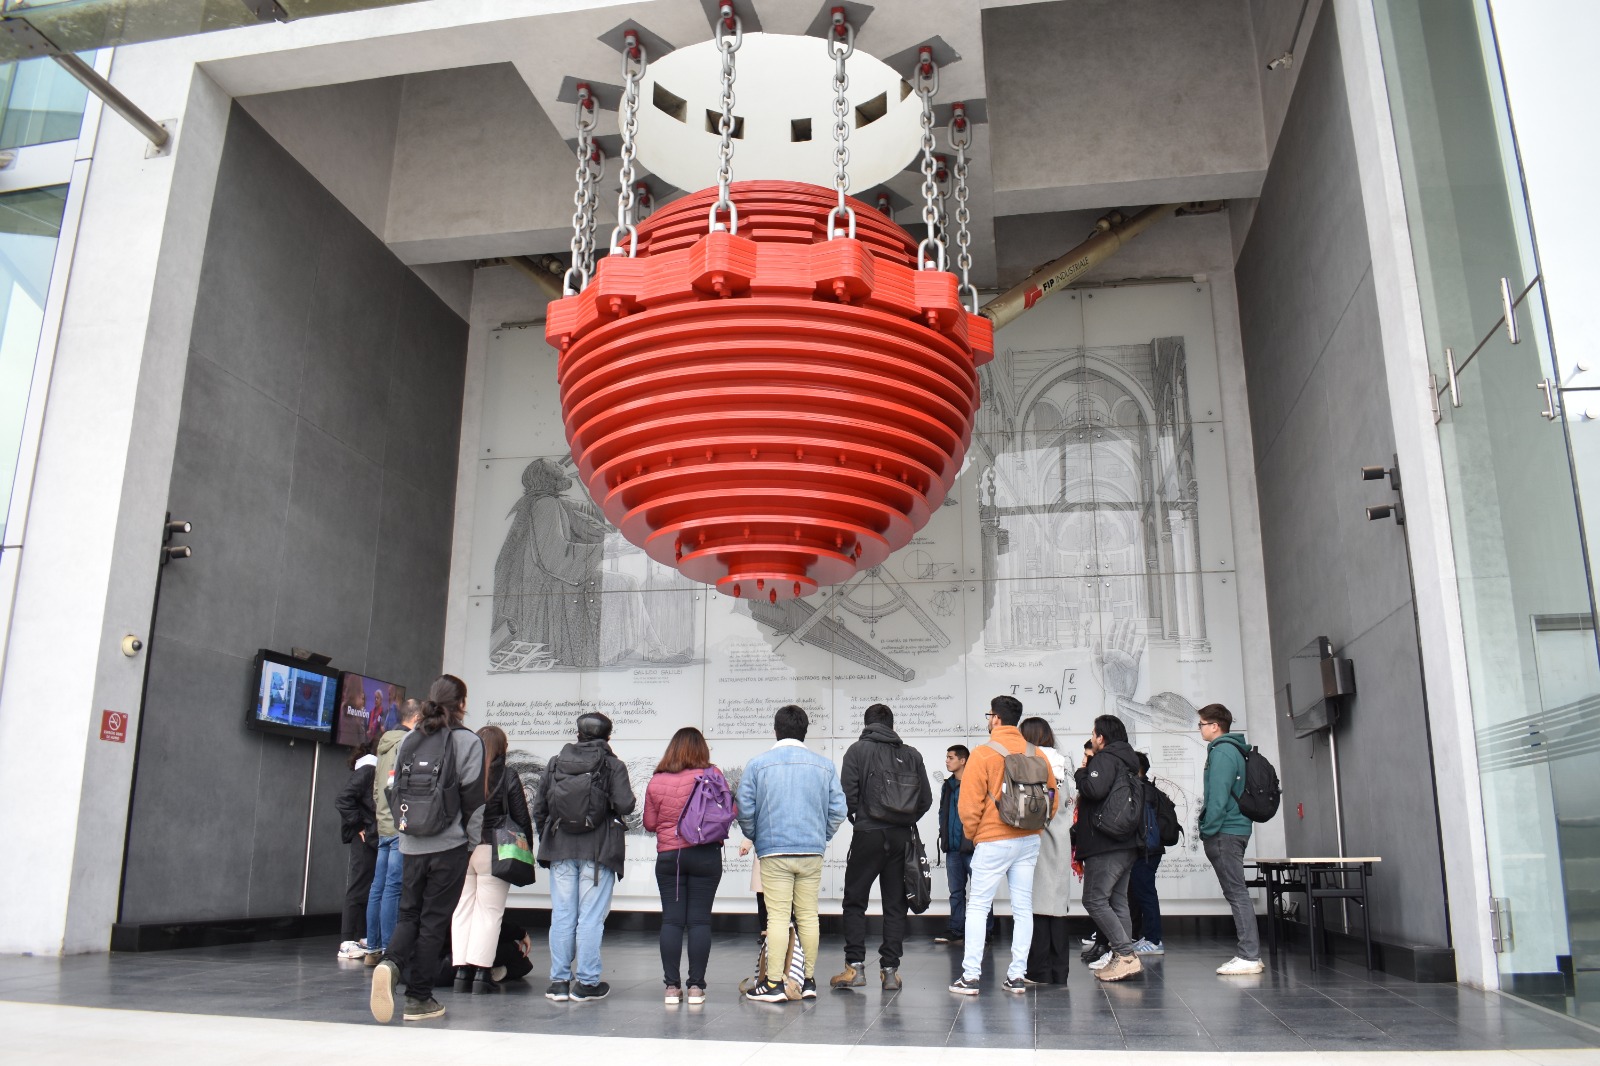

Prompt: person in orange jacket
[947,695,1058,995]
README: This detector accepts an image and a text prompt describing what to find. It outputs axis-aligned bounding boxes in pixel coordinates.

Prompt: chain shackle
[565,84,599,295]
[710,4,743,234]
[949,102,976,312]
[828,9,856,239]
[914,48,945,271]
[610,30,648,257]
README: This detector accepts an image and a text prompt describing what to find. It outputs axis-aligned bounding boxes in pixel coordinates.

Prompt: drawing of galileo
[493,458,607,669]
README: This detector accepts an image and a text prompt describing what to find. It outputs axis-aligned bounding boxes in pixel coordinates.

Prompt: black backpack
[864,743,923,825]
[1150,781,1182,847]
[1236,746,1282,823]
[545,749,613,835]
[393,727,460,837]
[1093,759,1145,841]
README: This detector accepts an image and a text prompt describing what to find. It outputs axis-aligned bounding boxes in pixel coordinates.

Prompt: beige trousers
[758,855,823,980]
[451,843,510,967]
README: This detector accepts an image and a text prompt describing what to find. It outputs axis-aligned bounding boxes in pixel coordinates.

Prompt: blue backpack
[677,768,737,845]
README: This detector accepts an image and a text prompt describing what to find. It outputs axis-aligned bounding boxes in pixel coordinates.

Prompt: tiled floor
[1,930,1597,1055]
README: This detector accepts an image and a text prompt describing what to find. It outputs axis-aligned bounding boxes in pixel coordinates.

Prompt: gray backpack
[984,741,1052,830]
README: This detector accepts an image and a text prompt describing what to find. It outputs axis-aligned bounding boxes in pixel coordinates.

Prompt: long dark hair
[417,674,467,735]
[345,736,377,770]
[1020,716,1056,748]
[478,725,508,800]
[655,726,711,774]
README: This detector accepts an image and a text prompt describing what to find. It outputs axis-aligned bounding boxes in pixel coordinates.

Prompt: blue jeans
[944,850,995,937]
[365,835,402,950]
[549,860,616,985]
[961,834,1040,981]
[1129,853,1163,944]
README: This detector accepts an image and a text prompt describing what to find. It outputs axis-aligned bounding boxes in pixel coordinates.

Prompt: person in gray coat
[1021,717,1074,983]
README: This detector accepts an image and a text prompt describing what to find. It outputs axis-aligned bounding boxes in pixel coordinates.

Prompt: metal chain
[949,102,977,312]
[709,4,743,234]
[610,31,647,256]
[564,84,598,295]
[913,47,945,271]
[934,155,949,249]
[826,10,856,240]
[581,142,605,280]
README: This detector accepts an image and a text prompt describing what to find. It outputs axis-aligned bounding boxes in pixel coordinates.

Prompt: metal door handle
[1445,348,1461,408]
[1537,379,1559,420]
[1501,277,1520,345]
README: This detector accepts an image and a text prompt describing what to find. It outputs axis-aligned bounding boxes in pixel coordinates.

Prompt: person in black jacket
[934,745,994,946]
[1073,714,1144,983]
[831,704,932,991]
[530,712,636,1002]
[335,738,379,960]
[1128,752,1166,956]
[449,725,532,994]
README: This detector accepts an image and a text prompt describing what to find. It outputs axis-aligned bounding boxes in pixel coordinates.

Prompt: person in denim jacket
[735,705,847,1001]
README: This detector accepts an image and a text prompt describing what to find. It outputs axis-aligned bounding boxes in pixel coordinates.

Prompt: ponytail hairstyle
[478,724,508,800]
[417,674,467,735]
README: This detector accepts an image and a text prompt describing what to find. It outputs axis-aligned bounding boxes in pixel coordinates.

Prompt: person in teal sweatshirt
[1198,703,1263,975]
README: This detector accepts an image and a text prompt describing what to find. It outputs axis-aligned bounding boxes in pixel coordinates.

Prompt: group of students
[338,677,1267,1024]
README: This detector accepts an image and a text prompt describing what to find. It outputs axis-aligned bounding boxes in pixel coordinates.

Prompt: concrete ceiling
[221,0,1321,297]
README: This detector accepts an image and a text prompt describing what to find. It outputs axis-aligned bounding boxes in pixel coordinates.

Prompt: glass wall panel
[1374,0,1600,1022]
[0,55,91,149]
[0,185,67,545]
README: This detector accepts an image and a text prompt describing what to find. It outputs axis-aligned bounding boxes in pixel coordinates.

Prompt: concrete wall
[1235,5,1449,949]
[982,0,1267,214]
[119,105,466,924]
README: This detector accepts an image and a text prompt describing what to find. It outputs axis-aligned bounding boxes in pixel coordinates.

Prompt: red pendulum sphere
[546,180,993,603]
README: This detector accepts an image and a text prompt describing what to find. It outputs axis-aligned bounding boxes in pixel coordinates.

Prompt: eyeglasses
[983,711,996,719]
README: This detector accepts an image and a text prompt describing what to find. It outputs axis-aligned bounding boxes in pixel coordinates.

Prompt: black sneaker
[402,996,445,1021]
[1002,976,1029,994]
[472,967,501,994]
[453,965,473,993]
[933,932,963,944]
[546,981,571,1002]
[369,959,398,1023]
[570,981,610,1001]
[800,977,817,999]
[746,977,789,1002]
[948,975,981,995]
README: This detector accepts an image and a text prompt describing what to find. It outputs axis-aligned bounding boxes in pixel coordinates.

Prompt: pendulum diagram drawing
[747,566,954,682]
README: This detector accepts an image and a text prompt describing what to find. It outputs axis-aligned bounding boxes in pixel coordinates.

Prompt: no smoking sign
[100,710,127,743]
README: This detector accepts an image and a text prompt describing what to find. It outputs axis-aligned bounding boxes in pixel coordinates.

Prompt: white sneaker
[1132,939,1165,956]
[1216,956,1264,975]
[1089,952,1114,971]
[337,941,366,960]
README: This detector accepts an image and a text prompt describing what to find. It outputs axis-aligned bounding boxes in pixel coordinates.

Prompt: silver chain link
[913,48,945,271]
[949,102,977,312]
[934,155,949,249]
[709,4,742,235]
[564,84,598,295]
[610,31,647,256]
[826,11,856,240]
[581,142,605,279]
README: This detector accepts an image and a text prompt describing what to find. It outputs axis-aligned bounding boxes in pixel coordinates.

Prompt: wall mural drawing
[460,281,1253,906]
[490,455,698,673]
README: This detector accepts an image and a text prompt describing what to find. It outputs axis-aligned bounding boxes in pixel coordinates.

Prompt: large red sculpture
[547,180,992,603]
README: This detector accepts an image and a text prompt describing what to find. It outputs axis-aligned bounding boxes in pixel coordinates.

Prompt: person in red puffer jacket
[643,726,731,1005]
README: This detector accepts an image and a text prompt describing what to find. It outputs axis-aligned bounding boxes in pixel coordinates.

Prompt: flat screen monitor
[1288,635,1338,738]
[336,672,406,748]
[247,650,340,742]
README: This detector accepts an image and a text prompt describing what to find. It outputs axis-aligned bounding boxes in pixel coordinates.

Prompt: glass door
[1375,0,1600,1021]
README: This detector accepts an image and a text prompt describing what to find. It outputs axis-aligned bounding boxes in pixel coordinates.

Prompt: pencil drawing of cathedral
[973,337,1210,659]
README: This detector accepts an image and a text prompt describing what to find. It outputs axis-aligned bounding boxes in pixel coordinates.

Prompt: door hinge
[1490,896,1514,953]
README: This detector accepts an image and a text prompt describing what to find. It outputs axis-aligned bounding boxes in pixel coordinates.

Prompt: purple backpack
[677,768,737,846]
